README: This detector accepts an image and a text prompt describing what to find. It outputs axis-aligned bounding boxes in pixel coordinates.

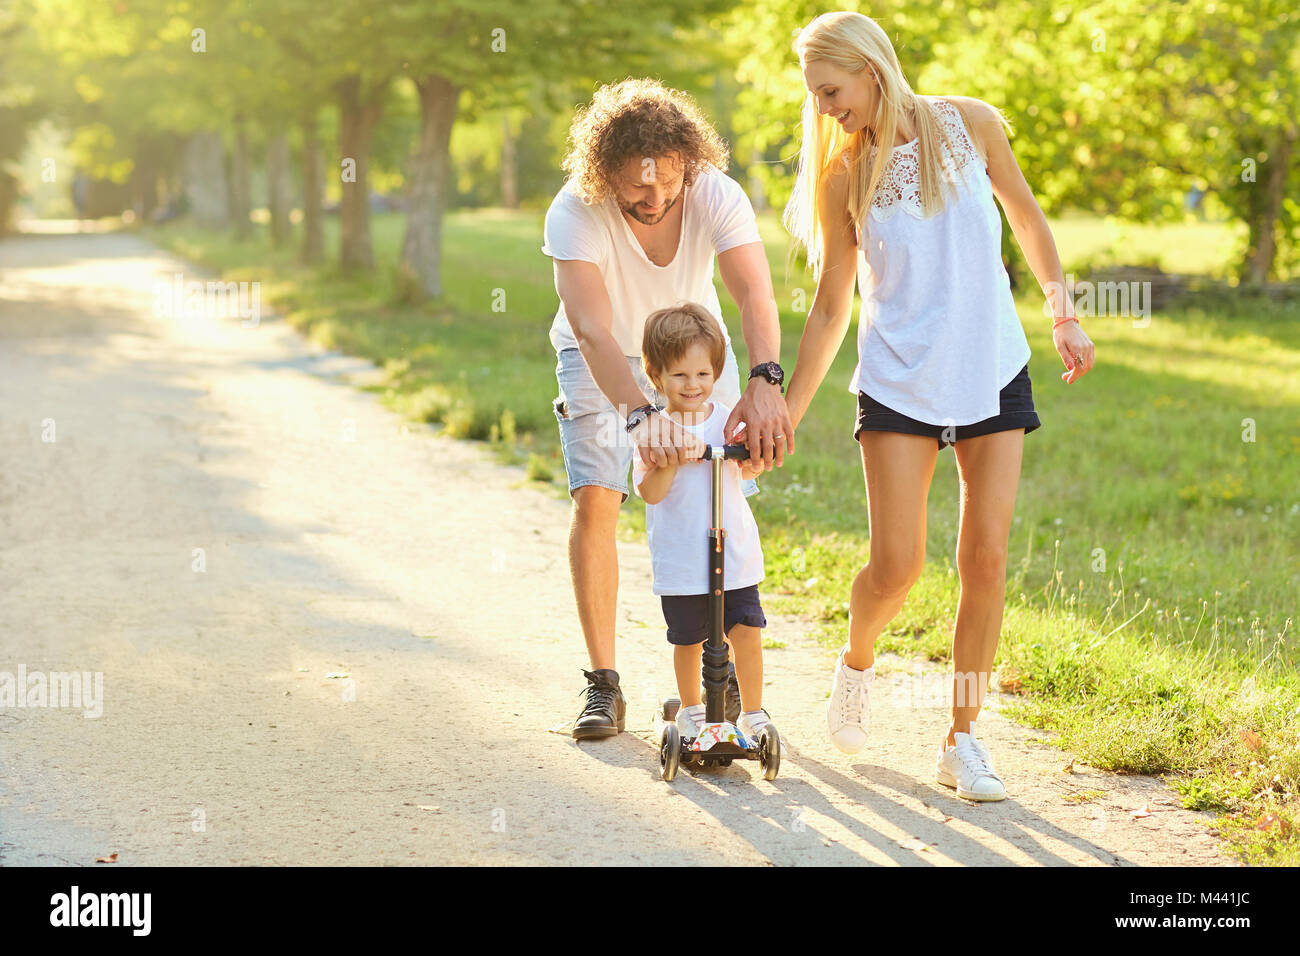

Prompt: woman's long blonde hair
[783,11,1013,280]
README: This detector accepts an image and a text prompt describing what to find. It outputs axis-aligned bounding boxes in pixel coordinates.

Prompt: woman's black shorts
[853,362,1042,448]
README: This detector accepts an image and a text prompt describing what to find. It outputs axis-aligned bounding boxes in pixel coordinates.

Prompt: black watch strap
[624,403,658,433]
[749,361,785,393]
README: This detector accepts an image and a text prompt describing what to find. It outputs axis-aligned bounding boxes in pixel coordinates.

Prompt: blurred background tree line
[2,0,1297,289]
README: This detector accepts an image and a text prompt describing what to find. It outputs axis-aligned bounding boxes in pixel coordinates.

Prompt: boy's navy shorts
[660,584,767,646]
[853,362,1042,449]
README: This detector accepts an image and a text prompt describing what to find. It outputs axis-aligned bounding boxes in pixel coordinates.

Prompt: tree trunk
[1243,128,1294,286]
[0,171,18,236]
[131,135,159,223]
[338,74,384,273]
[501,113,517,209]
[182,131,229,228]
[267,131,292,247]
[230,122,252,241]
[300,110,324,265]
[398,74,460,301]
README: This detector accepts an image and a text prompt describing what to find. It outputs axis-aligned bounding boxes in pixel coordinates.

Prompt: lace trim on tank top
[861,99,983,224]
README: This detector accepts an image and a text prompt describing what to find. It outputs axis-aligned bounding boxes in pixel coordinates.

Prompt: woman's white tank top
[848,96,1031,426]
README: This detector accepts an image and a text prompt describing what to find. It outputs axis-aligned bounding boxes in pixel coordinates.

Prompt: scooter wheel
[759,724,781,781]
[660,724,681,782]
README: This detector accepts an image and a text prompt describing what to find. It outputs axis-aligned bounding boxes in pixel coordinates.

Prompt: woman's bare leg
[946,429,1025,747]
[845,432,940,670]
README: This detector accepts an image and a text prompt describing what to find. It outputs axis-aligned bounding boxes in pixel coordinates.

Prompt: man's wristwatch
[749,361,785,393]
[624,403,661,434]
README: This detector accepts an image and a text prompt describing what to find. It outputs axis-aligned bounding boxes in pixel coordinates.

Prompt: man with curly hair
[543,78,793,740]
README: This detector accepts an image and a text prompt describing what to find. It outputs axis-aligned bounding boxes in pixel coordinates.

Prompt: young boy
[632,303,775,743]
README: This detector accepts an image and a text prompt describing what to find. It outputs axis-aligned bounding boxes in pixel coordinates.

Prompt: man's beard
[620,193,678,225]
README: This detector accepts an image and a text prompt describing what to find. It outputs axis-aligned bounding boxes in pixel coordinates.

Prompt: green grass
[1046,212,1250,278]
[150,208,1300,864]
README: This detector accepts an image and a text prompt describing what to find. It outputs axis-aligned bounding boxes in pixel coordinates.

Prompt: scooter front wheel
[660,724,681,782]
[759,724,781,781]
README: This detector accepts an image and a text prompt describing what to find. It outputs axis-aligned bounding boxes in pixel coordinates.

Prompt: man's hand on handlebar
[725,386,796,475]
[631,410,705,469]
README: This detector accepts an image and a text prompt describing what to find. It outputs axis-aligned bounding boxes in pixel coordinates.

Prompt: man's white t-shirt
[541,167,762,357]
[632,402,765,597]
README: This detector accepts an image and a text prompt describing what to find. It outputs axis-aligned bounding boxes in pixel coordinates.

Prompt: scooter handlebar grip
[702,444,752,461]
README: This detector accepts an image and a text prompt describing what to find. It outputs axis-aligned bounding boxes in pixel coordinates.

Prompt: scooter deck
[655,698,757,755]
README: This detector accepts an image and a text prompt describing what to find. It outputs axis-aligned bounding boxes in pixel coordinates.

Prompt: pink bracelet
[1053,316,1080,329]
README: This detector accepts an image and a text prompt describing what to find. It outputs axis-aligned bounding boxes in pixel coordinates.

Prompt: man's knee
[572,484,625,522]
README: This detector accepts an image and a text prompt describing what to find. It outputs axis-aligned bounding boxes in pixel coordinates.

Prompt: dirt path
[0,232,1229,865]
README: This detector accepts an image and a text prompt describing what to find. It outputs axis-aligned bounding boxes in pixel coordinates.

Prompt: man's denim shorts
[551,346,759,503]
[853,362,1042,449]
[661,584,767,646]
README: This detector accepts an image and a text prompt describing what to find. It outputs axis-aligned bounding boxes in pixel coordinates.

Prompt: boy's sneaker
[737,708,787,756]
[736,708,771,741]
[699,660,743,723]
[572,668,626,740]
[677,703,707,739]
[935,721,1005,801]
[826,646,873,753]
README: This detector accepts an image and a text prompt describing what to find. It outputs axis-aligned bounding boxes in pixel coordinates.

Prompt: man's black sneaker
[726,662,743,723]
[573,668,626,740]
[700,660,743,724]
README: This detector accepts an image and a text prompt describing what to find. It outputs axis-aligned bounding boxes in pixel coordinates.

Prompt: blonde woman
[781,12,1095,801]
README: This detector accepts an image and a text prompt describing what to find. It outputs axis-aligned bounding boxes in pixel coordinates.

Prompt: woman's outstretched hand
[1054,319,1095,383]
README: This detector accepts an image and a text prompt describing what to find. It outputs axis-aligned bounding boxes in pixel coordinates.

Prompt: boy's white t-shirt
[632,401,765,597]
[541,167,762,357]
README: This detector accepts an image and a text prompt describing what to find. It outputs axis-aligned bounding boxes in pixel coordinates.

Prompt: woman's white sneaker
[826,647,873,753]
[936,722,1005,801]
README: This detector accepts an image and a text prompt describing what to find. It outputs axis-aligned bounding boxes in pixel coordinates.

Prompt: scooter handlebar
[701,444,752,461]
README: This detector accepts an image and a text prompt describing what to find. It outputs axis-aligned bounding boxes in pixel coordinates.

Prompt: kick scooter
[655,443,780,782]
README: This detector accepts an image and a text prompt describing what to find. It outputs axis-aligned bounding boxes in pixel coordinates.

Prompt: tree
[723,0,1300,284]
[388,0,738,303]
[0,9,46,232]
